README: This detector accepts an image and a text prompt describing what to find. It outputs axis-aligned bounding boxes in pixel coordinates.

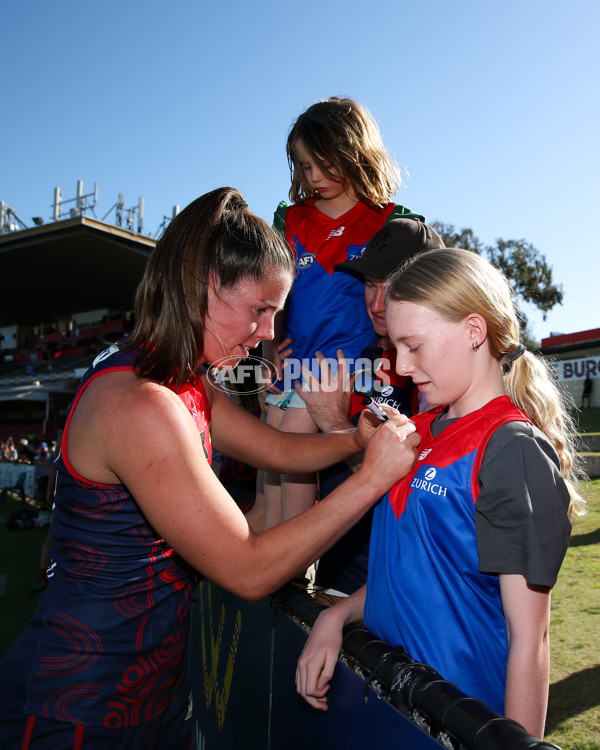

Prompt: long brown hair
[287,96,402,208]
[124,187,293,386]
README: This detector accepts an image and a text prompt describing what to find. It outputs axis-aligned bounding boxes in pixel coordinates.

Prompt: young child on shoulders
[263,96,423,529]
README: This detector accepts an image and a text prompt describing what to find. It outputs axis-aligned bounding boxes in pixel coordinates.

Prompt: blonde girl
[296,248,585,740]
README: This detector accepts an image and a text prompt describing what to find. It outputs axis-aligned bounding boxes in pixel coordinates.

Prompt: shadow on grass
[570,528,600,547]
[546,664,600,733]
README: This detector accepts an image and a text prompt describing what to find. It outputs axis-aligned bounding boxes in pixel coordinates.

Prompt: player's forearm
[297,393,364,469]
[240,422,418,601]
[273,428,360,474]
[309,408,353,434]
[238,475,385,601]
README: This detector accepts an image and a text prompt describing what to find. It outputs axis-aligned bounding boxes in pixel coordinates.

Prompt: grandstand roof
[0,217,155,327]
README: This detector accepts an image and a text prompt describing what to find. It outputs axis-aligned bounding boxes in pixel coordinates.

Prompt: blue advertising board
[189,581,561,750]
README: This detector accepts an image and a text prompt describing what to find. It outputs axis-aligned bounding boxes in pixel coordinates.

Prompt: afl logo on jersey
[379,385,394,398]
[298,252,316,270]
[424,467,437,481]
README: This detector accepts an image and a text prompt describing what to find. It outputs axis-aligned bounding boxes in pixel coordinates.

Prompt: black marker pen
[361,394,389,422]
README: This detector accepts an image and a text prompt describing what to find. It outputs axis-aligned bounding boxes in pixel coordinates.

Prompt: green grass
[0,482,598,748]
[0,496,49,655]
[545,478,600,750]
[576,406,600,435]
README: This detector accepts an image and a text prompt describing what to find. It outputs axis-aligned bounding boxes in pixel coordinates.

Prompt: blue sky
[2,0,598,342]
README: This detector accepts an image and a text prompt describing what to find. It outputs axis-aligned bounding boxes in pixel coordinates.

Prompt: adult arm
[295,350,355,433]
[294,349,366,473]
[296,585,367,710]
[67,371,420,604]
[209,373,374,475]
[500,574,551,739]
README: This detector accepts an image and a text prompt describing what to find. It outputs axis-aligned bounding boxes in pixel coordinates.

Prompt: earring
[472,341,481,352]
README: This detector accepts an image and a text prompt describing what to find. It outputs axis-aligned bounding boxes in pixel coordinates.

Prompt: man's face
[364,275,388,337]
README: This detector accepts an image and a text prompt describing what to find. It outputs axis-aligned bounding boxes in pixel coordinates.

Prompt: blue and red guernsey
[0,344,211,727]
[364,396,531,715]
[275,199,423,386]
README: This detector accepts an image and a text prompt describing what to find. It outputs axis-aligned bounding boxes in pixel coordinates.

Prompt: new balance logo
[327,226,345,240]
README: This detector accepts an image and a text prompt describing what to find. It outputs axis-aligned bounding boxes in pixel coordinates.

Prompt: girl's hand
[296,607,345,710]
